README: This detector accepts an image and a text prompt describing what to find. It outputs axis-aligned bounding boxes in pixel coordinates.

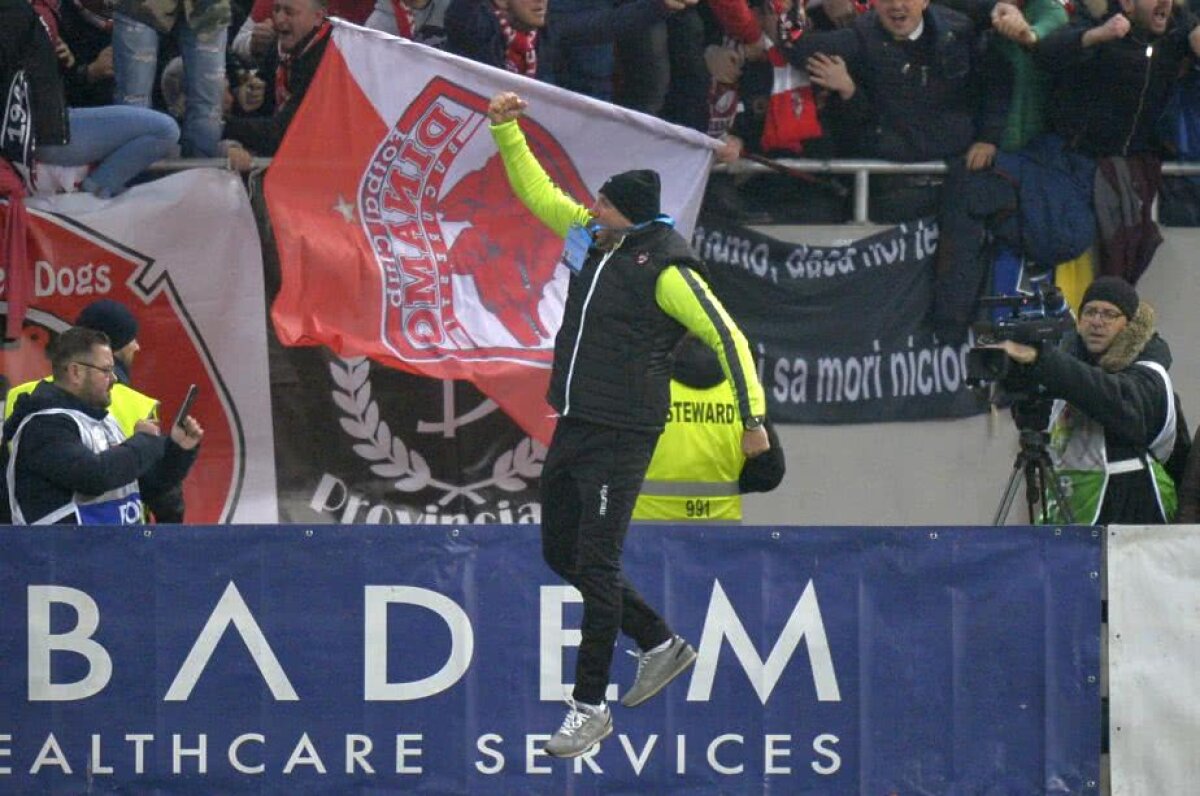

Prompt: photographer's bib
[1046,361,1178,524]
[7,408,144,525]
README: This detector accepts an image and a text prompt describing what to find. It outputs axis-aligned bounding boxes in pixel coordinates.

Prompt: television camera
[965,284,1074,388]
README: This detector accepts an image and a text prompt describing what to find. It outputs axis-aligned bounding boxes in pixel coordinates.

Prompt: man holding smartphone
[4,298,192,521]
[3,327,203,525]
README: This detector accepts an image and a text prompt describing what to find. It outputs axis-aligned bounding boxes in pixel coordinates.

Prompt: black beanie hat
[75,299,139,351]
[599,169,661,225]
[1081,276,1138,320]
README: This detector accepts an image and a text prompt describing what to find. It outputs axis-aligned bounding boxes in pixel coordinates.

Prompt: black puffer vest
[548,223,700,431]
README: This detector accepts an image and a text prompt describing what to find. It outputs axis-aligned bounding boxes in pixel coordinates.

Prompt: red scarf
[388,0,415,38]
[493,5,538,77]
[275,20,331,109]
[0,161,31,341]
[761,39,823,153]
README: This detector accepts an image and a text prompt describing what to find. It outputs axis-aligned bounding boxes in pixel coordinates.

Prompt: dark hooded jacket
[1018,302,1175,523]
[2,381,196,524]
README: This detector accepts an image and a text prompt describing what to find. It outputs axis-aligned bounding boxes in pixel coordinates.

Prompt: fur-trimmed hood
[1084,301,1172,373]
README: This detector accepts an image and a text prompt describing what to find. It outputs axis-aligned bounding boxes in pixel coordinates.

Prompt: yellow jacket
[5,378,159,438]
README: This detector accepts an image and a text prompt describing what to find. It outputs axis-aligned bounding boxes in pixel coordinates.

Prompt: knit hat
[599,169,661,225]
[1081,276,1138,320]
[75,299,139,351]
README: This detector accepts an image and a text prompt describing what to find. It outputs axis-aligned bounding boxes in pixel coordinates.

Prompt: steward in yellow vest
[634,336,785,522]
[6,377,159,439]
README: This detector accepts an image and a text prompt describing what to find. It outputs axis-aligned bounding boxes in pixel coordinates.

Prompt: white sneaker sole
[544,721,613,759]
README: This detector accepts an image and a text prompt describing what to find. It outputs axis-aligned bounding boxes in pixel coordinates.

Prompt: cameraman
[992,277,1178,525]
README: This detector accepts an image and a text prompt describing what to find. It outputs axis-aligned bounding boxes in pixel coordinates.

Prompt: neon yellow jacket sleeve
[656,266,766,421]
[490,119,591,238]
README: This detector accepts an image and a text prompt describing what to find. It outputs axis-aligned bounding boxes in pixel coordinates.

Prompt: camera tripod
[993,427,1075,526]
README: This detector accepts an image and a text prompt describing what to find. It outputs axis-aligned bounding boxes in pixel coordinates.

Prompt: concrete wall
[740,226,1200,527]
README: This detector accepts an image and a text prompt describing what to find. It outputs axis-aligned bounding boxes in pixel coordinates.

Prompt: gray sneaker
[544,700,613,758]
[620,635,697,707]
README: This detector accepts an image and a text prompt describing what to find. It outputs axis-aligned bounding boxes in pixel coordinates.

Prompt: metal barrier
[151,156,1200,225]
[717,158,1200,224]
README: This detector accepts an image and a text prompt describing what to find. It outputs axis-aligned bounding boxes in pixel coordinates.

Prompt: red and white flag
[265,21,716,444]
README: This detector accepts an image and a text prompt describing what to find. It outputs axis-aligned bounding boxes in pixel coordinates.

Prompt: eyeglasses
[72,361,117,379]
[1080,306,1125,323]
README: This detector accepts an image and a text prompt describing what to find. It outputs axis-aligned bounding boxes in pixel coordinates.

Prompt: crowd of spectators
[8,0,1200,325]
[6,0,1200,233]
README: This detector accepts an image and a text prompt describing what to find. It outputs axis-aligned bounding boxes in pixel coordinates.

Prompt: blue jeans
[38,106,179,197]
[112,13,225,157]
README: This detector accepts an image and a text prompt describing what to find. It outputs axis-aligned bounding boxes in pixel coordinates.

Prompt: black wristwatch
[743,415,765,431]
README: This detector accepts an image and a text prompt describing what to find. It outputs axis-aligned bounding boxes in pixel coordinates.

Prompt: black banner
[693,214,987,423]
[268,338,544,525]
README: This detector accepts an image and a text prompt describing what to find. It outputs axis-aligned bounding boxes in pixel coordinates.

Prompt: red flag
[265,24,716,444]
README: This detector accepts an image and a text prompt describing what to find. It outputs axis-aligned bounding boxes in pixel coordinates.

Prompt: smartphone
[172,384,199,429]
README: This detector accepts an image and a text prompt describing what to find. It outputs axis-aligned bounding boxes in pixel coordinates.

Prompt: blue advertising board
[0,525,1100,793]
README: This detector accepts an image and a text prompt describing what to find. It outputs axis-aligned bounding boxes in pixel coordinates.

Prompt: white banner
[3,169,277,522]
[1107,524,1200,794]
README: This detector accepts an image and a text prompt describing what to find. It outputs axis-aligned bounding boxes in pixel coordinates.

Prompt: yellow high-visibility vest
[5,378,159,439]
[633,379,744,522]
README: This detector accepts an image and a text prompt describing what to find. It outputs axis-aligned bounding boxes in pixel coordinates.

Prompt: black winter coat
[1,0,69,166]
[223,22,330,156]
[1036,14,1198,157]
[782,5,1006,161]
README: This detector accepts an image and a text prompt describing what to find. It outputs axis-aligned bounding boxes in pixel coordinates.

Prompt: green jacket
[997,0,1069,151]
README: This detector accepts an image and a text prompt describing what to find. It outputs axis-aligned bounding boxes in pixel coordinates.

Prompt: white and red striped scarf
[493,5,538,77]
[389,0,415,38]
